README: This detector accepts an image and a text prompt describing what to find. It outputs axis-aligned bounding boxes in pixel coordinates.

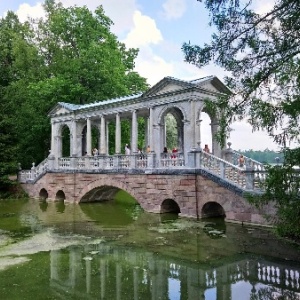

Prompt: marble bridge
[19,76,271,225]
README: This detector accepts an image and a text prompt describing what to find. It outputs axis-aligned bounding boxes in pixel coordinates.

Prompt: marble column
[191,100,196,149]
[71,120,77,156]
[50,121,56,157]
[149,107,153,152]
[115,113,121,154]
[196,119,202,149]
[100,115,106,154]
[211,121,220,156]
[86,118,92,156]
[106,121,109,155]
[131,110,138,153]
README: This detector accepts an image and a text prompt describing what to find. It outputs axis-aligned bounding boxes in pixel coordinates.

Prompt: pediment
[143,76,231,98]
[143,77,191,97]
[48,102,80,117]
[190,76,231,94]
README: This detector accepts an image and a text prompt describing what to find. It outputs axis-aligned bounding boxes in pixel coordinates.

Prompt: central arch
[77,177,145,208]
[80,185,120,202]
[158,106,185,153]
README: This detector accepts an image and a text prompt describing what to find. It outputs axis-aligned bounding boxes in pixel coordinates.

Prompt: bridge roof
[48,75,231,117]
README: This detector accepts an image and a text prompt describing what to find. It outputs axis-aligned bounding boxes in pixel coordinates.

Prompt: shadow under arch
[56,190,66,202]
[39,188,48,201]
[77,179,145,209]
[161,199,181,214]
[201,201,226,218]
[80,185,120,203]
[79,187,141,226]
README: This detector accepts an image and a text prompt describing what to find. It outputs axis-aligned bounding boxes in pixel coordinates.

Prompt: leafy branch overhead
[184,0,300,239]
[183,0,300,147]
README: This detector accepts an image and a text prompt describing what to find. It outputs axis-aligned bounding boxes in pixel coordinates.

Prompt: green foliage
[183,0,300,145]
[238,149,284,165]
[248,148,300,239]
[165,114,177,150]
[183,0,300,238]
[0,2,148,188]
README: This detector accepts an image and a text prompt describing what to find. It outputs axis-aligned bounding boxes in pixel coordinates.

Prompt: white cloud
[93,0,137,35]
[16,2,44,22]
[252,0,275,15]
[162,0,186,20]
[134,47,174,85]
[124,10,163,48]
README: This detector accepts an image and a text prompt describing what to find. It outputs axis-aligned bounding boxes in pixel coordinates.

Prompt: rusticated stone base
[21,172,272,226]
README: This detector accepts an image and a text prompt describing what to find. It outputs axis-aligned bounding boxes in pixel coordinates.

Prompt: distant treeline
[238,149,284,164]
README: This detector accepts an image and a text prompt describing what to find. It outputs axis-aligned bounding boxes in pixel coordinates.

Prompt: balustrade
[18,150,267,193]
[160,152,184,167]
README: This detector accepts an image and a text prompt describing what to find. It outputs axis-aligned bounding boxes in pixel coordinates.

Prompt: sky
[0,0,284,152]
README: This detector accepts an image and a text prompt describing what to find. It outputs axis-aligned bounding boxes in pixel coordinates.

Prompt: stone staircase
[199,151,266,193]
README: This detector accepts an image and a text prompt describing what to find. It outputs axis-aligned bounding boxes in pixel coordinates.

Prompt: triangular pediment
[143,76,231,98]
[190,76,231,94]
[48,102,80,117]
[143,77,191,97]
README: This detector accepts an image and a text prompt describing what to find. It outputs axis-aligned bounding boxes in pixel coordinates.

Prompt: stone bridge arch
[76,177,156,211]
[21,171,271,225]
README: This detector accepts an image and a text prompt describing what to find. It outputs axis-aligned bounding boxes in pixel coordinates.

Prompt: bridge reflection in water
[50,243,300,300]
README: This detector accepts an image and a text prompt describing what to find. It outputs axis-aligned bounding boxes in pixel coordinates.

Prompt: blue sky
[1,0,284,152]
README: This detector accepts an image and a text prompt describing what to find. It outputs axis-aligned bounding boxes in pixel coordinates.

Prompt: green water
[0,196,300,300]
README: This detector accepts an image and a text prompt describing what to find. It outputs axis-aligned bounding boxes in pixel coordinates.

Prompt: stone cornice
[49,85,227,123]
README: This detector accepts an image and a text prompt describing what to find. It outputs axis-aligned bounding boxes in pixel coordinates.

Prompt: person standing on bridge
[238,155,245,168]
[203,144,210,153]
[125,144,131,155]
[92,148,98,156]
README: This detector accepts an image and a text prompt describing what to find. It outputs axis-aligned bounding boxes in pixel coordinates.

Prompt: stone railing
[18,151,266,192]
[159,152,185,168]
[18,158,49,183]
[232,150,266,173]
[58,154,152,170]
[193,151,265,191]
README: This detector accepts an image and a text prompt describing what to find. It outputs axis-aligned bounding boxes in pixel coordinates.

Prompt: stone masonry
[21,172,269,225]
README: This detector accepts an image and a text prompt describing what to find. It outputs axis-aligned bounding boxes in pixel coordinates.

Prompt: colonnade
[48,76,230,165]
[50,103,223,165]
[51,109,154,158]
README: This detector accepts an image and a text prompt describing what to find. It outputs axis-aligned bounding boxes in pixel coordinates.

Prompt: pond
[0,195,299,300]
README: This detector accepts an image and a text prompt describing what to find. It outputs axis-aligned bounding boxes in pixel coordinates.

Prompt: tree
[0,12,35,194]
[0,2,148,192]
[182,0,300,239]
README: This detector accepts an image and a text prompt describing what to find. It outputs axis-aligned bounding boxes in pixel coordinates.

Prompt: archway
[56,190,66,202]
[39,188,48,201]
[61,125,71,157]
[200,111,212,153]
[160,108,184,153]
[79,187,141,226]
[161,199,181,214]
[201,202,226,218]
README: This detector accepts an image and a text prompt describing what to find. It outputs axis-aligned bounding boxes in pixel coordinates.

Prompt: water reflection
[39,200,48,212]
[56,201,65,213]
[0,199,300,299]
[49,242,300,300]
